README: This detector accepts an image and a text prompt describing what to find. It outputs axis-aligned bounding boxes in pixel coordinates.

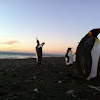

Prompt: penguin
[65,48,74,65]
[36,38,45,64]
[76,28,100,80]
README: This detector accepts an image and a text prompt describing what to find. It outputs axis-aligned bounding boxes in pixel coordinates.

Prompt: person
[36,38,45,64]
[65,48,74,65]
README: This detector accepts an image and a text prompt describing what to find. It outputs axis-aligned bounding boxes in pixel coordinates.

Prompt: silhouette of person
[36,38,45,64]
[65,48,74,65]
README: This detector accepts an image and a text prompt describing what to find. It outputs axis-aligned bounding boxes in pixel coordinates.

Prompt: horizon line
[0,51,65,55]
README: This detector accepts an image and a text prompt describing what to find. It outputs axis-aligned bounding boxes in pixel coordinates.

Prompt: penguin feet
[86,76,98,81]
[86,77,91,81]
[66,63,73,66]
[86,73,97,81]
[66,63,70,66]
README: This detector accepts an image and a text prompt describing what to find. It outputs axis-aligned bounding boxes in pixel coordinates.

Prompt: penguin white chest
[68,52,74,63]
[65,51,74,65]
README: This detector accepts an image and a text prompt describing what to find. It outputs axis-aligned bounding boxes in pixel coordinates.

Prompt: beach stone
[34,88,39,93]
[66,90,77,99]
[24,79,32,83]
[11,68,14,71]
[33,76,36,79]
[58,80,61,84]
[66,90,75,95]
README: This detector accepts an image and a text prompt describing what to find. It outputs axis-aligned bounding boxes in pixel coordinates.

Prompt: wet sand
[0,57,100,100]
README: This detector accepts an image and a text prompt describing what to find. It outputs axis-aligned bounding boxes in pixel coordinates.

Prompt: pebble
[66,90,77,98]
[33,76,36,79]
[34,88,39,93]
[58,80,61,84]
[66,90,75,95]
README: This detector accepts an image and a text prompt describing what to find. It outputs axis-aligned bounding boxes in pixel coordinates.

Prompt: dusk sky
[0,0,100,54]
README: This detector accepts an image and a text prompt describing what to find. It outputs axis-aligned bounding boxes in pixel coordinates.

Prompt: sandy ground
[0,57,100,100]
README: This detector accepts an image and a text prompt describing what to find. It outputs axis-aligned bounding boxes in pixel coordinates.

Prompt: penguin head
[88,28,100,38]
[42,42,45,46]
[68,48,72,50]
[67,48,72,53]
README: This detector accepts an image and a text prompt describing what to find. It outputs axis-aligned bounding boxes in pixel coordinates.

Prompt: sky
[0,0,100,54]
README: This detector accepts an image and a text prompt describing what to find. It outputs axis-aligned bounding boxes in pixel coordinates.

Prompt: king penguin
[76,28,100,80]
[36,38,45,64]
[65,48,74,65]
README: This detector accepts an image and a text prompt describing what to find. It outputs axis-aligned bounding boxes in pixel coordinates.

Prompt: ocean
[0,52,35,59]
[0,52,64,59]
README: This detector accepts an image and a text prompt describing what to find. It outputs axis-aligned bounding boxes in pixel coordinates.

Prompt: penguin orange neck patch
[88,31,92,36]
[69,50,72,53]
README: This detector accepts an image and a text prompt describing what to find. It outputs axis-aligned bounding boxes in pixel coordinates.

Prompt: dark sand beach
[0,57,100,100]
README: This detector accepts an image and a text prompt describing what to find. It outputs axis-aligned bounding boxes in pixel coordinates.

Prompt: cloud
[0,40,19,45]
